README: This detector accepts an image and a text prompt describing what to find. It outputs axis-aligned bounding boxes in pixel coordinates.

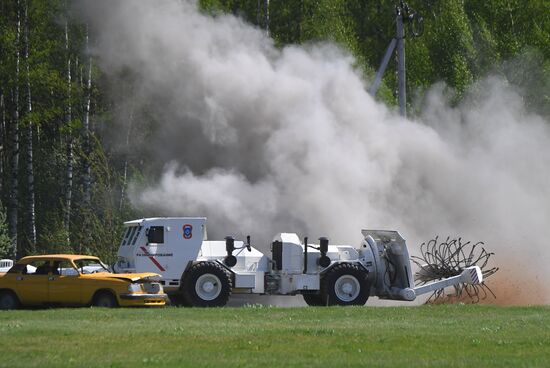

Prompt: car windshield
[74,259,110,274]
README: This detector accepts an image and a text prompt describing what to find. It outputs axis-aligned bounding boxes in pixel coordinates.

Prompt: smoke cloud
[81,0,550,305]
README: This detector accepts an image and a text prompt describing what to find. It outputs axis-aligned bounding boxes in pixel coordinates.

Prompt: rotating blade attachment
[411,236,499,304]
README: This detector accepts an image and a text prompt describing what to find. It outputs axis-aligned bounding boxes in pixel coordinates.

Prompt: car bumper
[119,293,168,307]
[120,293,167,300]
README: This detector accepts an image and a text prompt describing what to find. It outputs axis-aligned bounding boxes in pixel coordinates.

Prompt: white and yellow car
[0,254,167,309]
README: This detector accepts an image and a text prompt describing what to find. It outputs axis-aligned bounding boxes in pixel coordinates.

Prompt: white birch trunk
[8,1,21,258]
[83,25,92,206]
[119,110,133,211]
[119,106,134,211]
[24,0,36,247]
[0,93,5,195]
[64,17,73,244]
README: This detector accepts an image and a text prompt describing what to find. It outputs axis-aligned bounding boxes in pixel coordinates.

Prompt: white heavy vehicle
[0,259,13,273]
[113,217,483,307]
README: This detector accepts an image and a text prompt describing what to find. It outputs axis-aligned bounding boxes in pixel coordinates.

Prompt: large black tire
[320,263,370,306]
[167,293,189,307]
[181,262,232,307]
[302,293,325,306]
[93,291,118,308]
[0,290,20,310]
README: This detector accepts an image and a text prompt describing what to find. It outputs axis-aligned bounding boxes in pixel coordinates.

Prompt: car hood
[86,272,162,282]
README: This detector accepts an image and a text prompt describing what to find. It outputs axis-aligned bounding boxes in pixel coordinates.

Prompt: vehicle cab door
[14,261,50,305]
[48,261,82,305]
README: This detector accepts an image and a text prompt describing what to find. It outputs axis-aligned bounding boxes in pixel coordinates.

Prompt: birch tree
[63,15,73,244]
[8,1,21,258]
[119,109,133,211]
[82,25,92,206]
[23,0,36,248]
[0,93,4,196]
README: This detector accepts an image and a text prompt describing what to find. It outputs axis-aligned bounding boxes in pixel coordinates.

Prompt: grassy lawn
[1,305,549,367]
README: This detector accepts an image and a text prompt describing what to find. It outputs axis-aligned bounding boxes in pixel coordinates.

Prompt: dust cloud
[80,0,550,305]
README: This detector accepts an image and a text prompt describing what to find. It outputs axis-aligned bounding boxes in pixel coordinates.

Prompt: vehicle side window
[131,226,142,245]
[147,226,164,244]
[119,228,129,247]
[7,264,26,274]
[54,261,78,276]
[25,260,50,275]
[75,261,88,274]
[75,259,109,274]
[123,227,137,246]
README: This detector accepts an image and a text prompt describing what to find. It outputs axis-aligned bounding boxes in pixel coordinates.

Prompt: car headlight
[143,282,162,294]
[128,283,143,293]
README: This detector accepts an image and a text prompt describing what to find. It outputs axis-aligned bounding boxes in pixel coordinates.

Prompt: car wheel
[321,263,370,306]
[181,262,231,307]
[0,291,20,310]
[302,293,326,306]
[93,291,118,308]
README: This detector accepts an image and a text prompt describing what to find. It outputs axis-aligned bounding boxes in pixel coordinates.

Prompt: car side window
[7,264,26,274]
[25,261,50,275]
[55,261,78,276]
[75,261,87,274]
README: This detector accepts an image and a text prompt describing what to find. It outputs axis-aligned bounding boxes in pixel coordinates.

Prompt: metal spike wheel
[411,236,499,304]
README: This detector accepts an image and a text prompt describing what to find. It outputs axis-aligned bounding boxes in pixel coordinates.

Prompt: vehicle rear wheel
[321,263,370,306]
[302,293,325,306]
[0,291,20,310]
[181,262,231,307]
[93,291,118,308]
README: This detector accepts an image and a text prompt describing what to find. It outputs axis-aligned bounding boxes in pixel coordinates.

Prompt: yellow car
[0,254,167,309]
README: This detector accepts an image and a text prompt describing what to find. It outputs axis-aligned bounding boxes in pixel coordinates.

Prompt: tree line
[0,0,548,260]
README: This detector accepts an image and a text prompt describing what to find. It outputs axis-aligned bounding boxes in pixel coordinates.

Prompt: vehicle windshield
[74,259,110,274]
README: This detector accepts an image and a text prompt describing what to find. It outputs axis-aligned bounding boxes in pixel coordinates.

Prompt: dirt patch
[479,270,548,305]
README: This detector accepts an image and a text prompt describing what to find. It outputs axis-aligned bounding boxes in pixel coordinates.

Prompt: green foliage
[0,0,548,259]
[198,0,549,111]
[38,222,72,255]
[0,203,12,258]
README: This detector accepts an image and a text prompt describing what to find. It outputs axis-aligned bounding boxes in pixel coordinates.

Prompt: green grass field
[1,305,549,367]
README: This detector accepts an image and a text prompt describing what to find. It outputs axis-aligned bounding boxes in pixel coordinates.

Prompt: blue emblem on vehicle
[183,224,193,239]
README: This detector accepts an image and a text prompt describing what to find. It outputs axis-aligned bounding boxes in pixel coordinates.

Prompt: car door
[14,260,50,305]
[48,261,82,305]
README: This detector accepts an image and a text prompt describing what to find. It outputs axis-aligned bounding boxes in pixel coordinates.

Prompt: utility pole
[257,0,270,36]
[396,5,406,117]
[265,0,270,36]
[369,1,423,118]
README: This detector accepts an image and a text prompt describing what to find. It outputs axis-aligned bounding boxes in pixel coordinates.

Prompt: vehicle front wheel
[93,291,118,308]
[167,293,189,307]
[0,291,20,310]
[321,263,370,306]
[181,262,231,307]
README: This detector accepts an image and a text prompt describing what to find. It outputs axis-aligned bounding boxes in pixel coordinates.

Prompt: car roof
[18,254,100,262]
